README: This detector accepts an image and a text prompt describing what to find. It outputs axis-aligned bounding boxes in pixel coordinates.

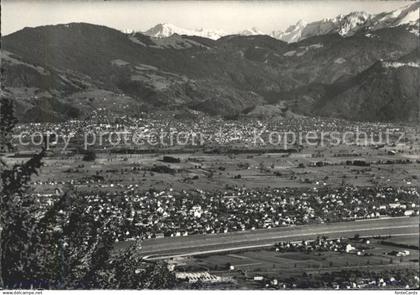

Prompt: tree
[1,97,22,287]
[0,97,18,153]
[99,244,175,289]
[0,97,52,287]
[1,148,46,287]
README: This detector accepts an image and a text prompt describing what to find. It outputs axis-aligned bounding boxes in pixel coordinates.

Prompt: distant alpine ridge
[143,23,266,40]
[141,2,419,42]
[2,1,419,123]
[143,23,228,40]
[272,1,419,42]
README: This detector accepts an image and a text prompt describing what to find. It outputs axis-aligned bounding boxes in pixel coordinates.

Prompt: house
[175,272,222,283]
[397,250,410,257]
[345,244,356,253]
[404,210,414,216]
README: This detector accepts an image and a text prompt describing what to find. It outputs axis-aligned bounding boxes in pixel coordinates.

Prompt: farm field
[171,233,419,289]
[4,147,420,193]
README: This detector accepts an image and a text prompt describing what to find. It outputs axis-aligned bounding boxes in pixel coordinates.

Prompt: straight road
[117,216,419,260]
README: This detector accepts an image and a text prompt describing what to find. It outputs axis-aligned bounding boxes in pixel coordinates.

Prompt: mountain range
[142,2,419,43]
[143,23,228,40]
[1,2,419,123]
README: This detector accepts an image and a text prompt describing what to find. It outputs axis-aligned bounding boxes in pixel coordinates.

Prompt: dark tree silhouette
[1,97,18,153]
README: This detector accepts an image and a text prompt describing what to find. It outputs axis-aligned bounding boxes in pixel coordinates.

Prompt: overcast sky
[2,0,413,35]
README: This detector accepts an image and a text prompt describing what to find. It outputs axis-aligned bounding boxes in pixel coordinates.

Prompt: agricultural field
[4,145,420,193]
[172,234,419,289]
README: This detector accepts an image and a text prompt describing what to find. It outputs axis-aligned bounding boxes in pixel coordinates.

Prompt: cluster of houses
[12,113,417,150]
[269,270,420,289]
[274,236,367,255]
[33,186,419,243]
[175,272,232,284]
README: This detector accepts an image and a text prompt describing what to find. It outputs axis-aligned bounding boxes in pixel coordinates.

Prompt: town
[2,113,420,290]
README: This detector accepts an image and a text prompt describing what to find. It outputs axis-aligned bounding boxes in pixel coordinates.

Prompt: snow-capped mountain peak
[335,11,371,35]
[271,20,307,43]
[143,23,227,40]
[271,2,419,43]
[140,2,418,42]
[144,23,187,38]
[391,1,420,26]
[369,2,419,29]
[239,27,265,36]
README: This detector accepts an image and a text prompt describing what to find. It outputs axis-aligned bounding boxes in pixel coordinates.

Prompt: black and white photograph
[0,0,419,292]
